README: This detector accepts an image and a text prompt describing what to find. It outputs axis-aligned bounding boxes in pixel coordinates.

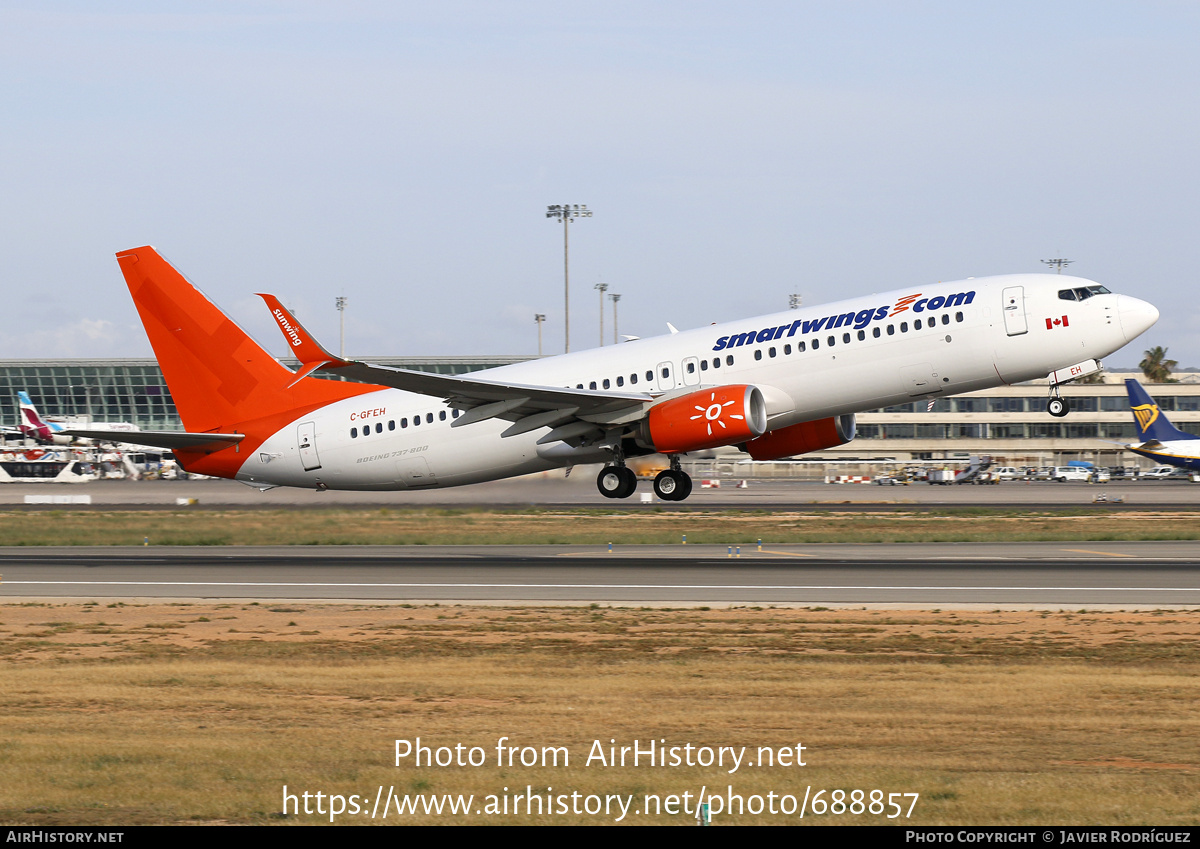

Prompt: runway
[2,542,1198,607]
[2,476,1198,510]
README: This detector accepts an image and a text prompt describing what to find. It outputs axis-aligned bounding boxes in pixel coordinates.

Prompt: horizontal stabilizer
[59,430,245,453]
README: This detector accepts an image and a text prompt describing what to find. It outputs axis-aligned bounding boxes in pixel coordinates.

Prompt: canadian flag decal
[1045,315,1070,330]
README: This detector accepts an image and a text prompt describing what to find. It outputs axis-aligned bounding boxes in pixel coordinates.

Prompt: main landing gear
[596,465,637,499]
[596,456,694,501]
[653,468,693,502]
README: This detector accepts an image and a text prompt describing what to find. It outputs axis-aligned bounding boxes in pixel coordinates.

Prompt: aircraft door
[297,421,321,471]
[681,357,700,386]
[656,361,676,391]
[1002,286,1028,336]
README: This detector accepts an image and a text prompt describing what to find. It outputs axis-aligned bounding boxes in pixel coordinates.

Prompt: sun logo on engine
[690,392,745,436]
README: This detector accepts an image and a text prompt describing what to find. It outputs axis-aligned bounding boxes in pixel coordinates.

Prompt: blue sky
[2,2,1197,368]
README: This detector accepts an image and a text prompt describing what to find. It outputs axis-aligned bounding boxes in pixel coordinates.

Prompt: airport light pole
[609,292,621,345]
[335,296,347,358]
[546,204,592,352]
[534,313,546,356]
[1041,258,1073,274]
[594,282,608,346]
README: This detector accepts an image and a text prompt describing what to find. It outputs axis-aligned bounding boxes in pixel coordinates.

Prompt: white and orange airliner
[65,247,1158,500]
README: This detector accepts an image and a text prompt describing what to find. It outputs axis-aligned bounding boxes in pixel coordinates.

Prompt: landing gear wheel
[1047,397,1069,418]
[597,465,637,499]
[653,469,693,501]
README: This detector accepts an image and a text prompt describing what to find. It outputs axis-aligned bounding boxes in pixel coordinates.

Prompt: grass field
[2,602,1198,825]
[4,506,1200,545]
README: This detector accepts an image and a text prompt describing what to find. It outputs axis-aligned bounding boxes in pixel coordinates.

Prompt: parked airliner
[1121,379,1200,472]
[64,247,1158,500]
[19,390,139,445]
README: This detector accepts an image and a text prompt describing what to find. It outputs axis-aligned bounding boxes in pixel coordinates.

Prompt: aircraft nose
[1116,295,1159,343]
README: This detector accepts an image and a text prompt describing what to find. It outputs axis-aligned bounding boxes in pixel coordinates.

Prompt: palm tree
[1139,346,1178,383]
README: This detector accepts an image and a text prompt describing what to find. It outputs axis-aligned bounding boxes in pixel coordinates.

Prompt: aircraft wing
[257,294,657,435]
[58,430,245,453]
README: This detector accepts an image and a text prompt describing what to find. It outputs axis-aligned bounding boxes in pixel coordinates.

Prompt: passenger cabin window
[645,370,653,381]
[630,374,638,384]
[843,332,851,343]
[602,378,610,389]
[413,416,420,426]
[784,344,792,354]
[914,319,922,330]
[872,327,880,338]
[955,312,964,322]
[375,422,382,433]
[754,350,763,361]
[687,361,696,372]
[617,375,624,386]
[812,338,820,350]
[712,358,720,368]
[401,418,408,428]
[589,381,597,390]
[439,411,446,421]
[827,336,835,347]
[700,360,709,371]
[769,347,777,358]
[426,413,433,424]
[857,330,865,341]
[900,322,908,332]
[388,420,395,431]
[725,355,734,366]
[351,427,358,438]
[887,325,895,336]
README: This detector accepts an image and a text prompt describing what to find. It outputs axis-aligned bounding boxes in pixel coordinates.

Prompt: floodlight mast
[610,292,621,345]
[546,204,592,352]
[534,313,546,357]
[594,282,608,346]
[1041,258,1074,274]
[335,296,347,358]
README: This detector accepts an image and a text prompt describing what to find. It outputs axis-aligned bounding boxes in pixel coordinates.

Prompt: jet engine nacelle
[744,414,856,461]
[645,385,767,454]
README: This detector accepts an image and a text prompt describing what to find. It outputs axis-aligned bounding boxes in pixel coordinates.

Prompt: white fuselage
[236,274,1153,491]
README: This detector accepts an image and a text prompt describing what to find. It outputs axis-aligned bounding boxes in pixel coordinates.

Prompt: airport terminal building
[2,358,1197,470]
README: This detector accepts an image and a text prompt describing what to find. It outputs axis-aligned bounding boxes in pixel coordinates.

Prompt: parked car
[993,466,1023,480]
[1050,466,1091,482]
[1143,466,1197,481]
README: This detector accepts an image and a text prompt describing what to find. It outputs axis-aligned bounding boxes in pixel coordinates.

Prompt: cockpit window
[1059,285,1110,301]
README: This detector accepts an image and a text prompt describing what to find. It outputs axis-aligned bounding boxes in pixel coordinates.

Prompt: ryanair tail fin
[1125,379,1194,443]
[116,247,377,434]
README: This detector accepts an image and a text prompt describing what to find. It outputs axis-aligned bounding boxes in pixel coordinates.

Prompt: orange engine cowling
[646,385,767,453]
[744,414,856,461]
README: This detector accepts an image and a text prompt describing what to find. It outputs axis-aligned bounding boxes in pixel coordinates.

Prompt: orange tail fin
[117,246,377,434]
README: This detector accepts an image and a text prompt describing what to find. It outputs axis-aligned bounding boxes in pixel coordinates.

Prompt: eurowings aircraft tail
[107,247,380,473]
[1125,379,1196,443]
[17,391,67,444]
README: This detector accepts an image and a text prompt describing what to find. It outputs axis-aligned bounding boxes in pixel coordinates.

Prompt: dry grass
[1,603,1198,825]
[4,507,1200,545]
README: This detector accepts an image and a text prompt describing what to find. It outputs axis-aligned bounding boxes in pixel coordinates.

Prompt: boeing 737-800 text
[65,247,1158,500]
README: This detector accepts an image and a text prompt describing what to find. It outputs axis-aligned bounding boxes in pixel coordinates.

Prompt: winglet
[256,294,344,367]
